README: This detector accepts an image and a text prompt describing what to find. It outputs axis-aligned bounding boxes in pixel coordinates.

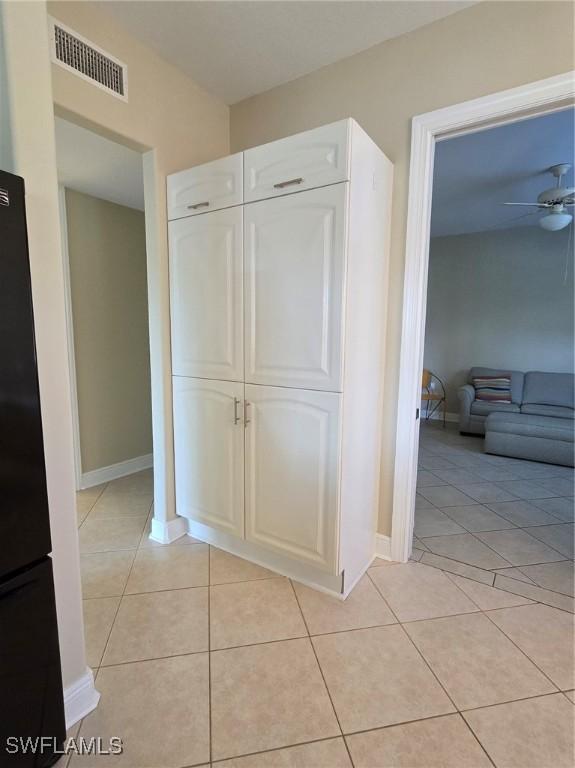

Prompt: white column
[143,150,187,543]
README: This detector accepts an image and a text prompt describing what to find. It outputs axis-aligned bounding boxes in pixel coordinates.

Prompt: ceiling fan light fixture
[539,211,573,231]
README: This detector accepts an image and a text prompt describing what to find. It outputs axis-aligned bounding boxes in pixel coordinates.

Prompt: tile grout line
[207,734,349,767]
[208,544,212,766]
[287,579,356,768]
[362,568,499,763]
[365,569,463,717]
[76,481,109,530]
[201,687,571,768]
[480,608,564,694]
[94,527,142,671]
[442,572,568,688]
[202,687,571,765]
[102,573,282,600]
[490,578,575,615]
[417,556,575,614]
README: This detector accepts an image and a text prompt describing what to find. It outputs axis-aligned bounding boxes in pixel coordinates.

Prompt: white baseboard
[187,518,345,597]
[80,453,153,489]
[149,515,188,544]
[375,533,392,561]
[64,667,100,729]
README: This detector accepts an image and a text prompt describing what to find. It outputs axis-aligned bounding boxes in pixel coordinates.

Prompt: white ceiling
[431,107,575,238]
[98,1,476,105]
[55,117,144,210]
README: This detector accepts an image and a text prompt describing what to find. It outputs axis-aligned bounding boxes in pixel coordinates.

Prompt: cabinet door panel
[173,377,244,537]
[169,208,243,380]
[167,153,243,220]
[244,120,350,203]
[245,385,340,573]
[245,184,347,392]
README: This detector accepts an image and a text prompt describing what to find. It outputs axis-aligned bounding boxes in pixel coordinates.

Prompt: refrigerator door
[0,170,51,579]
[0,557,66,767]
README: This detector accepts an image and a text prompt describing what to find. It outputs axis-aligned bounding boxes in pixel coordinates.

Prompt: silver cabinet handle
[233,398,241,425]
[188,201,210,209]
[244,401,251,427]
[273,177,303,189]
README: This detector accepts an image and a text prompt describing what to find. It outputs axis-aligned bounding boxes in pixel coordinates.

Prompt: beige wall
[2,0,230,704]
[65,189,152,473]
[0,0,88,695]
[230,1,575,535]
[425,226,575,411]
[49,1,230,524]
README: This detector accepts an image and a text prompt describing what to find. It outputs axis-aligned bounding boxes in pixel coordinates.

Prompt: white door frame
[58,185,83,491]
[390,70,575,563]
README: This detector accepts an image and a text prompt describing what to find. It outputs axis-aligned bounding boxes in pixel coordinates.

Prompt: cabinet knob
[233,398,241,425]
[188,201,210,210]
[244,401,251,427]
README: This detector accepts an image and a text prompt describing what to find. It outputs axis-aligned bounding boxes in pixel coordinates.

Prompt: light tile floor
[415,423,574,612]
[60,467,574,767]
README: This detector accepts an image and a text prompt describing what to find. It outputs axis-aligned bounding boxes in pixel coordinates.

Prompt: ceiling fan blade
[502,202,549,207]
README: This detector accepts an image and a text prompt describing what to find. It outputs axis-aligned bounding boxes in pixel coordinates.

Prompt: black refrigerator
[0,170,66,766]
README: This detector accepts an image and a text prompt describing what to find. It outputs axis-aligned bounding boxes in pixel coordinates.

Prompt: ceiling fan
[503,163,574,231]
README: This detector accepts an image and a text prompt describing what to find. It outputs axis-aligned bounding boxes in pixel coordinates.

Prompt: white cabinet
[173,377,244,537]
[244,120,350,203]
[169,207,243,381]
[245,385,340,572]
[167,153,243,220]
[167,119,393,596]
[245,185,347,391]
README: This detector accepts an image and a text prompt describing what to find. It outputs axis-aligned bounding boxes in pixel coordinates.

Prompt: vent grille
[48,18,128,100]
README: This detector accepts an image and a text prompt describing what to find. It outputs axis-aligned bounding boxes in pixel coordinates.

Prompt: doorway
[55,118,156,628]
[391,71,575,571]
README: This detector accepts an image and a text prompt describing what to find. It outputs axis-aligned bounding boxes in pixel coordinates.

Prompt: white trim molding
[391,71,575,564]
[375,533,392,561]
[80,453,153,489]
[58,185,83,491]
[149,514,188,544]
[64,667,100,729]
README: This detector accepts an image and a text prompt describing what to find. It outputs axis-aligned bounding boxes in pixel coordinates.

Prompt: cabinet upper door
[244,121,350,203]
[173,377,244,537]
[245,184,347,392]
[169,207,243,381]
[167,153,243,220]
[245,385,340,573]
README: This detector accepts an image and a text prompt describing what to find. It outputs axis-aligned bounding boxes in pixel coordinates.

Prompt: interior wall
[1,0,229,707]
[229,0,575,536]
[424,226,575,411]
[48,0,230,526]
[0,0,88,697]
[65,189,152,474]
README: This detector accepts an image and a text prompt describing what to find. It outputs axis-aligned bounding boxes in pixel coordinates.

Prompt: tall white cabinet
[168,119,392,596]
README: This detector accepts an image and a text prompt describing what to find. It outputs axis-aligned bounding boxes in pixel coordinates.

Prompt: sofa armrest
[458,384,475,431]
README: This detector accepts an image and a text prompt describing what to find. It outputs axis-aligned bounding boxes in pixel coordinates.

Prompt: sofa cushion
[523,372,575,409]
[469,367,524,404]
[470,401,520,417]
[485,413,574,443]
[521,403,575,420]
[472,375,512,403]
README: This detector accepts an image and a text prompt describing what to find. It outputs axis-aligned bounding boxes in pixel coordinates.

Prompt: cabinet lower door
[244,384,340,573]
[169,207,243,381]
[173,377,244,537]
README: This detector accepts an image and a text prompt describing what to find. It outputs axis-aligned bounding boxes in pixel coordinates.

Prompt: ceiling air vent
[48,17,128,101]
